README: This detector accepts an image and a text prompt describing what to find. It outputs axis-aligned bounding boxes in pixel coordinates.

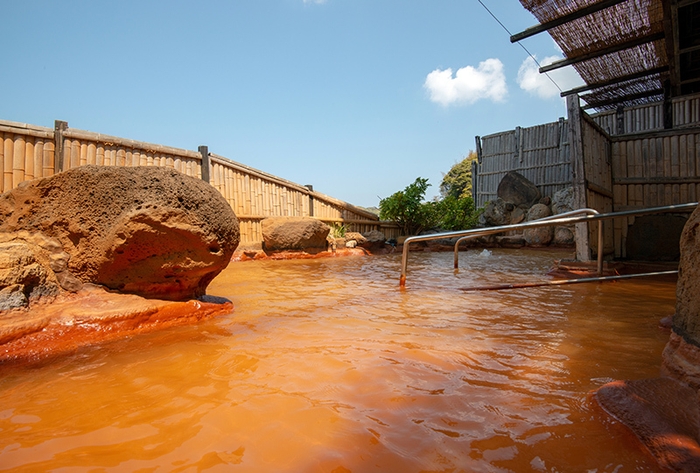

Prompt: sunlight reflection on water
[0,249,673,472]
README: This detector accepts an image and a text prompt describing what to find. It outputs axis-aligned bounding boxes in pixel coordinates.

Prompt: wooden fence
[0,119,397,245]
[473,119,571,208]
[472,92,700,260]
[569,92,700,259]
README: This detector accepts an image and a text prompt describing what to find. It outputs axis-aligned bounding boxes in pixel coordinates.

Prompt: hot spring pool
[0,249,675,471]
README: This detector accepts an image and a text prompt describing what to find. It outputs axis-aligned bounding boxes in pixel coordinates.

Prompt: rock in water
[261,217,330,251]
[0,165,239,300]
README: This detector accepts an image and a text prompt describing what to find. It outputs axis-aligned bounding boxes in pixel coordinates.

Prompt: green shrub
[379,177,481,236]
[379,177,433,236]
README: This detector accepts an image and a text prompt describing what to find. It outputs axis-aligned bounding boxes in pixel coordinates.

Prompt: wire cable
[476,0,563,93]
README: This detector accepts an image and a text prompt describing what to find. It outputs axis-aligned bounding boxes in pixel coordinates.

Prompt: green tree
[435,194,480,231]
[379,177,434,236]
[440,151,478,199]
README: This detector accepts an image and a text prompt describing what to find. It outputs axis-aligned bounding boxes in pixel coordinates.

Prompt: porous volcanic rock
[0,165,240,301]
[261,217,330,251]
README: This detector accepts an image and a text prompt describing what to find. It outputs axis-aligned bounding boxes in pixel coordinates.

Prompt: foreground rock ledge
[0,285,233,364]
[593,378,700,471]
[591,205,700,472]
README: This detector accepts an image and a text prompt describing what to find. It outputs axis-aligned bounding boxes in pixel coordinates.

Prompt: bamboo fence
[0,119,395,245]
[473,119,571,208]
[475,92,700,260]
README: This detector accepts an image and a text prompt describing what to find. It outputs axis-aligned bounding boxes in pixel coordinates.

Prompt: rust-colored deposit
[0,285,232,364]
[592,377,700,471]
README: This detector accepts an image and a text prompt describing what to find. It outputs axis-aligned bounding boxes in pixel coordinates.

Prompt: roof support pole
[510,0,628,42]
[567,94,591,262]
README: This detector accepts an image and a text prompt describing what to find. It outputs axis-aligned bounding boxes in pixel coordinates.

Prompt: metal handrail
[454,208,602,272]
[399,202,698,287]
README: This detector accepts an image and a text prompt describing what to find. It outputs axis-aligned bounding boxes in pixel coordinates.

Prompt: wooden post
[663,79,673,130]
[475,135,482,164]
[54,120,68,173]
[616,106,624,135]
[567,94,590,262]
[305,184,314,217]
[471,159,478,204]
[199,145,210,183]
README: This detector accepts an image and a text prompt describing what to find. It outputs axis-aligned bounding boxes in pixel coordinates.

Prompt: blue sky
[2,0,583,208]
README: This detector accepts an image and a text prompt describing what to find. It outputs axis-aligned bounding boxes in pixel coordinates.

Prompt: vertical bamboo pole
[117,149,126,167]
[70,140,80,169]
[13,135,25,188]
[87,142,97,165]
[43,141,55,178]
[4,135,15,191]
[34,140,44,179]
[25,139,35,181]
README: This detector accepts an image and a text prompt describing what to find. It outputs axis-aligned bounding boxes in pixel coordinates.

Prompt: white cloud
[517,55,585,99]
[424,58,508,106]
[303,0,326,3]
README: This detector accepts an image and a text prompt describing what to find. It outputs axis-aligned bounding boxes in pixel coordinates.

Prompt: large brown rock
[261,217,330,251]
[0,165,239,301]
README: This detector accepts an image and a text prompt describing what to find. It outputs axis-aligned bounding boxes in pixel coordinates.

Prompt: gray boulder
[497,172,541,207]
[552,187,574,215]
[482,198,512,226]
[552,226,575,246]
[523,203,554,246]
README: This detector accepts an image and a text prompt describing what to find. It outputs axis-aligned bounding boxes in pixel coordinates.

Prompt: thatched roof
[514,0,700,111]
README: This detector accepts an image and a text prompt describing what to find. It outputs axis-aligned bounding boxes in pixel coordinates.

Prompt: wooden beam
[663,0,681,97]
[539,31,665,73]
[560,66,669,97]
[614,176,700,185]
[586,180,614,199]
[510,0,628,43]
[609,124,700,141]
[581,88,664,110]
